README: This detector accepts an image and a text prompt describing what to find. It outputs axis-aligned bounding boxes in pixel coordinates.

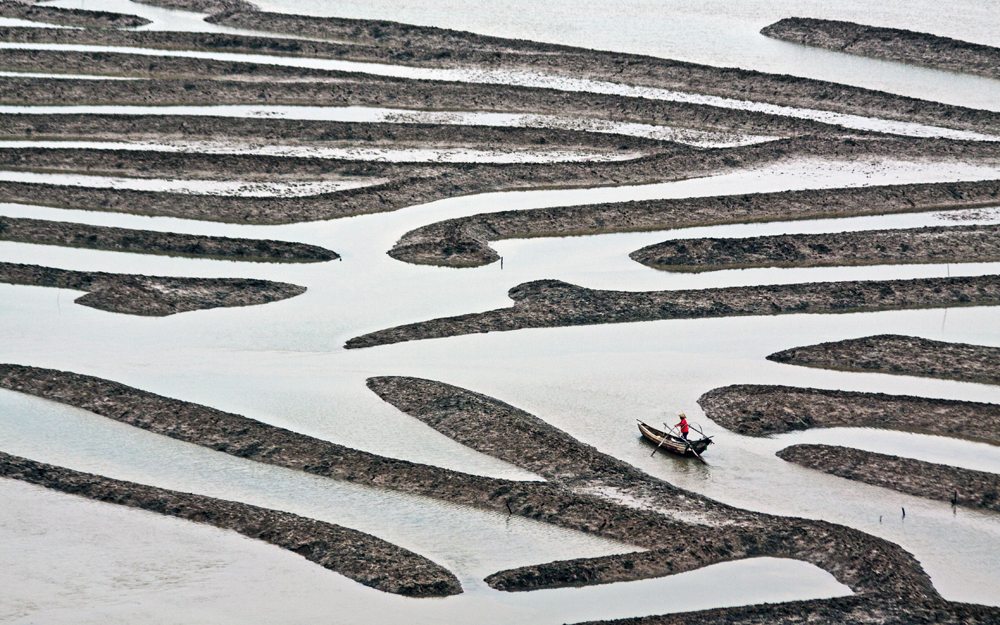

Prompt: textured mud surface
[768,334,1000,386]
[363,376,1000,625]
[389,179,1000,267]
[698,384,1000,444]
[0,1,150,29]
[630,224,1000,272]
[575,595,1000,625]
[0,262,306,315]
[0,452,462,597]
[346,275,1000,349]
[762,17,1000,81]
[777,444,1000,513]
[0,216,337,262]
[0,365,940,604]
[0,136,910,224]
[202,11,1000,135]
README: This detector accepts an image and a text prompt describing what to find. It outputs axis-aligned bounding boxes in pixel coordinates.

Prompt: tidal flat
[2,0,1000,623]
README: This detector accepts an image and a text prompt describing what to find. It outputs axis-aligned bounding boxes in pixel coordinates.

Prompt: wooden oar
[669,422,709,465]
[646,421,670,457]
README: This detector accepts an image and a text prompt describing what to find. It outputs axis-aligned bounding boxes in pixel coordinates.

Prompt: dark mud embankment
[0,1,150,29]
[631,223,1000,272]
[0,216,337,262]
[0,110,676,155]
[762,17,1000,81]
[367,375,935,602]
[0,262,305,315]
[768,334,1000,386]
[0,136,918,224]
[0,364,939,604]
[698,384,1000,444]
[0,452,462,597]
[574,595,1000,625]
[0,73,837,140]
[202,11,1000,135]
[777,444,1000,513]
[346,275,1000,349]
[4,22,1000,136]
[389,179,1000,267]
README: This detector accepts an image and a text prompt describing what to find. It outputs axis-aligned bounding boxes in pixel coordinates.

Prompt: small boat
[638,420,712,462]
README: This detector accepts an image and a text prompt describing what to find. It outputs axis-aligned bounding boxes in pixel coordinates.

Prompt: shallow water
[249,0,1000,112]
[3,1,999,622]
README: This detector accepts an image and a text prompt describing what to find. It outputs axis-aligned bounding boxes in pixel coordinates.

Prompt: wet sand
[0,262,306,316]
[698,384,1000,444]
[0,451,463,597]
[0,215,337,262]
[767,334,1000,386]
[630,224,1000,272]
[346,275,1000,349]
[776,444,1000,513]
[762,18,1000,81]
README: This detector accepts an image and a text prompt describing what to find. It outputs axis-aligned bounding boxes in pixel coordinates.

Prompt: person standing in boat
[676,414,690,440]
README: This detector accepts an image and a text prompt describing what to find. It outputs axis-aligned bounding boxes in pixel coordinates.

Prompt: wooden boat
[638,420,712,460]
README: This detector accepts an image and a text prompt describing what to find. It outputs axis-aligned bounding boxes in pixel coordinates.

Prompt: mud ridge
[389,179,1000,267]
[768,334,1000,386]
[698,384,1000,444]
[0,364,939,602]
[0,138,842,223]
[345,275,1000,349]
[0,113,682,152]
[0,1,150,29]
[3,24,1000,135]
[0,216,337,262]
[0,451,462,597]
[630,224,1000,272]
[366,376,937,601]
[777,444,1000,513]
[203,11,1000,135]
[0,262,305,315]
[0,73,849,139]
[762,17,1000,81]
[572,594,1000,625]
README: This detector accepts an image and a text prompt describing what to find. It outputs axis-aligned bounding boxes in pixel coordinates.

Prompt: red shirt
[677,420,689,433]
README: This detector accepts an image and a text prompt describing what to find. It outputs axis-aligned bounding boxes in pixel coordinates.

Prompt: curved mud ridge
[630,224,1000,272]
[0,262,305,316]
[777,444,1000,513]
[346,275,1000,349]
[0,110,677,155]
[573,595,1000,625]
[0,216,337,262]
[388,178,1000,268]
[768,334,1000,386]
[366,376,937,603]
[0,451,462,597]
[201,10,1000,135]
[0,364,940,604]
[0,1,150,29]
[698,384,1000,444]
[762,17,1000,81]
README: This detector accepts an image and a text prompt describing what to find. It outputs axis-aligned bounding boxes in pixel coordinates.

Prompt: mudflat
[0,262,306,315]
[768,334,1000,386]
[777,444,1000,513]
[0,451,463,597]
